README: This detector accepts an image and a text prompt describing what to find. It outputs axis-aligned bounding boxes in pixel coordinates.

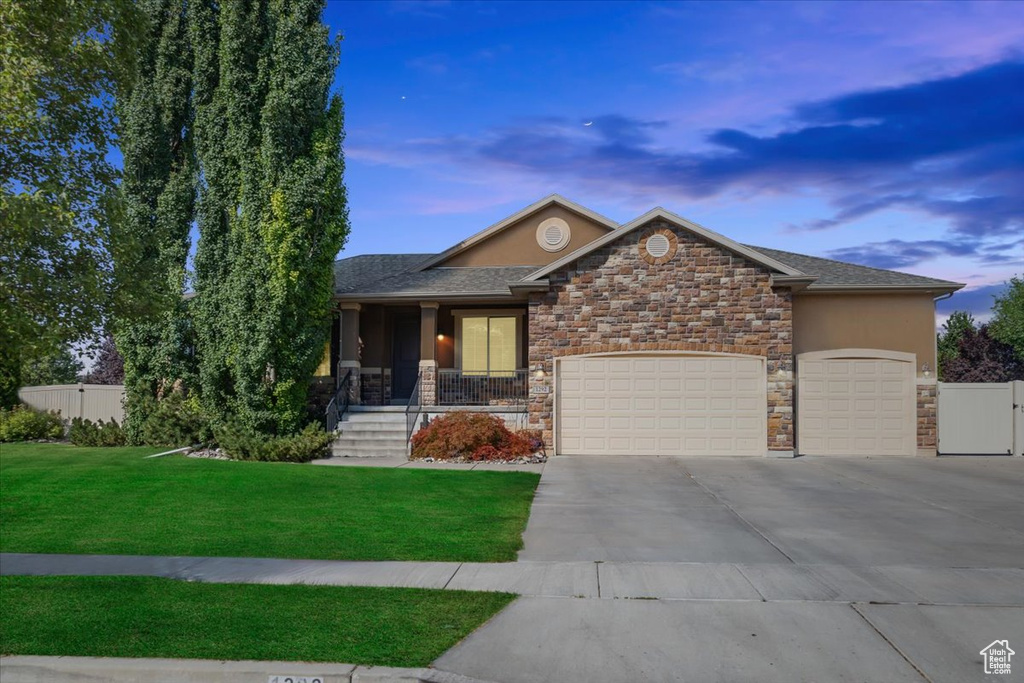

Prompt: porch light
[535,369,546,379]
[437,333,445,341]
[922,362,930,378]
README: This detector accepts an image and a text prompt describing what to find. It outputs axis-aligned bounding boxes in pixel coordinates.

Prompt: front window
[461,316,517,376]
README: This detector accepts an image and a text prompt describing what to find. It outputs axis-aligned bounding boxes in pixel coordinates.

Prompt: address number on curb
[268,677,323,683]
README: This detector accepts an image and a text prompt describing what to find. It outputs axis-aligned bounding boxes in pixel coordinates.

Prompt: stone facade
[916,381,937,452]
[528,219,794,453]
[419,362,437,406]
[360,368,391,405]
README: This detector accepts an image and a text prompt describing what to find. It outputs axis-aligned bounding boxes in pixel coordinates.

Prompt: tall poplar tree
[115,0,196,440]
[192,0,347,434]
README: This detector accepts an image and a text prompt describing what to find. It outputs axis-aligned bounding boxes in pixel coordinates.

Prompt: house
[328,195,963,458]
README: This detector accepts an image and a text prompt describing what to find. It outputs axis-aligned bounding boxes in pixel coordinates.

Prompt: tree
[989,276,1024,361]
[114,0,196,440]
[86,335,125,385]
[20,346,84,386]
[943,325,1024,383]
[0,0,142,407]
[937,310,976,379]
[192,0,347,434]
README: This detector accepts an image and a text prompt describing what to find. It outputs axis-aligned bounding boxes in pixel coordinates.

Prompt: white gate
[937,381,1024,456]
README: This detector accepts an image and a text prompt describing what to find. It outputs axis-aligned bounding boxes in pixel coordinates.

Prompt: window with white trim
[461,316,517,376]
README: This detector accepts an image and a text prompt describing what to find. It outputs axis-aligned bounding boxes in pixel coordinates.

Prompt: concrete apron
[0,656,494,683]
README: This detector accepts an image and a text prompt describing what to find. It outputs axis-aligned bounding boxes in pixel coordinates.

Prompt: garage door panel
[798,355,915,457]
[558,354,767,456]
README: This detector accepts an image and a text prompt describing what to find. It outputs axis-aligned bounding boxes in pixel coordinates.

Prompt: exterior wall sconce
[437,333,444,341]
[922,362,931,378]
[535,369,546,379]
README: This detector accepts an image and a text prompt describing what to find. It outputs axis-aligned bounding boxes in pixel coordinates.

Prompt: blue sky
[327,0,1023,321]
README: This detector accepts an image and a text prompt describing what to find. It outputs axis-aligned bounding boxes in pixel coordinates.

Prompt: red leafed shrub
[411,411,538,460]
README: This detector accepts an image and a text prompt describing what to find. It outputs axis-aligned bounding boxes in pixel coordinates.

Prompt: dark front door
[391,314,420,401]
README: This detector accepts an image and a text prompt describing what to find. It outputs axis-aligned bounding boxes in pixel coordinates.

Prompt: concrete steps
[331,410,408,458]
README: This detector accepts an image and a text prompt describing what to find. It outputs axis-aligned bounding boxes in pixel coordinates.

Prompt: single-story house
[328,195,963,457]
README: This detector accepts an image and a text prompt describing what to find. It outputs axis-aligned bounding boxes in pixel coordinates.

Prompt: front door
[391,314,420,401]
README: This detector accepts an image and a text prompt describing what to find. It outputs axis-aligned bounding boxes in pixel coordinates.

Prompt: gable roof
[412,194,618,272]
[333,254,434,294]
[750,246,963,291]
[525,207,806,281]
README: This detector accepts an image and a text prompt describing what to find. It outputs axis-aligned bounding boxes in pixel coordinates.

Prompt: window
[461,316,517,376]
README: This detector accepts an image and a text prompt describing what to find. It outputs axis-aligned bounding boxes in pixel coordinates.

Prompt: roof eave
[800,282,966,294]
[334,289,525,303]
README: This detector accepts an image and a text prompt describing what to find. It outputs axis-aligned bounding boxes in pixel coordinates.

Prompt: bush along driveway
[0,443,540,562]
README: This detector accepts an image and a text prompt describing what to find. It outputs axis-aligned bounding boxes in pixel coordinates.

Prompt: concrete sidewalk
[4,553,1023,605]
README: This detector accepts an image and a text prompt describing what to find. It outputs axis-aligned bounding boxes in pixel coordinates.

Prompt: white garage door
[556,354,766,456]
[797,351,916,456]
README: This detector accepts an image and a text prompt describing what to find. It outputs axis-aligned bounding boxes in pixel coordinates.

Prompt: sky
[326,0,1023,322]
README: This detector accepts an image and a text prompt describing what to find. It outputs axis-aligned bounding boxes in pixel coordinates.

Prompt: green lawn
[0,443,539,562]
[0,576,513,666]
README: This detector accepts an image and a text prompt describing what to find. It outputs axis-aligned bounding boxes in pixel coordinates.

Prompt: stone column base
[419,360,437,406]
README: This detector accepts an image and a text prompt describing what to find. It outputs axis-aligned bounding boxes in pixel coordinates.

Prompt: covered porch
[334,301,532,410]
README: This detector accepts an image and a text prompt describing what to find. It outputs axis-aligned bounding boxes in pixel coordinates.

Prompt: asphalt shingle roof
[747,246,961,289]
[334,254,536,295]
[333,245,961,297]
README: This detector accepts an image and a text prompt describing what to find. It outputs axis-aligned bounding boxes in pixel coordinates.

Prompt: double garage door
[557,355,766,456]
[555,351,917,457]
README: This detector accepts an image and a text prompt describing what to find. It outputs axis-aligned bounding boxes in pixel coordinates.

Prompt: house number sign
[532,385,550,394]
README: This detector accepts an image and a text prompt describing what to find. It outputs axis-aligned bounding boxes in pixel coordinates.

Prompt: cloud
[378,58,1024,269]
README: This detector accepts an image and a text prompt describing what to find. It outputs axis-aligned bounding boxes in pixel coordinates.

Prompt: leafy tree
[85,335,126,385]
[943,325,1024,383]
[114,0,196,440]
[0,0,142,407]
[192,0,348,434]
[20,346,84,386]
[989,276,1024,361]
[937,311,976,379]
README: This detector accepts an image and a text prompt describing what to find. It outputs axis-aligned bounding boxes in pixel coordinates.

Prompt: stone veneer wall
[528,220,794,453]
[917,381,937,452]
[360,369,391,406]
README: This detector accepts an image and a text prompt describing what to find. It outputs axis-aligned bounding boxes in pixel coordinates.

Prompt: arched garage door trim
[796,348,917,456]
[555,351,768,456]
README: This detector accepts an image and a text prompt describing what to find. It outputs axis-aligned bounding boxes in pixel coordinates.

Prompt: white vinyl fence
[937,381,1024,456]
[17,384,125,424]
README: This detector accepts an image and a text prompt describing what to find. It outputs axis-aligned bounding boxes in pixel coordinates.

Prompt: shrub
[0,405,65,442]
[140,391,211,446]
[69,418,127,447]
[411,411,539,461]
[215,422,332,463]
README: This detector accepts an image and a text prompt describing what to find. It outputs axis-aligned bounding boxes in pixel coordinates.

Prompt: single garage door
[556,354,766,456]
[797,350,916,456]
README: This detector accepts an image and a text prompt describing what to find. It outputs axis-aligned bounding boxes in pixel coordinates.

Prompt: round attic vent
[536,217,571,252]
[645,233,671,258]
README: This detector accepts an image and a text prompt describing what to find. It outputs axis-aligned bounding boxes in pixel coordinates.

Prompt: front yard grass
[0,443,539,562]
[0,576,514,666]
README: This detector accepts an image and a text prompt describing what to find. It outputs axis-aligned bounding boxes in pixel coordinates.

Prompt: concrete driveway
[437,456,1024,683]
[519,455,1024,566]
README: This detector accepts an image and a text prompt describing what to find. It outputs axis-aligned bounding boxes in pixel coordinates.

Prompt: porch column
[420,302,439,406]
[339,303,361,404]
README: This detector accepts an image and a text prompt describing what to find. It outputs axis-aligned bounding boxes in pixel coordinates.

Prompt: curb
[0,656,496,683]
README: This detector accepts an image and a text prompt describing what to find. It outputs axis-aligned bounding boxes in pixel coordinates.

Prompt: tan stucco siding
[792,293,937,374]
[440,205,611,267]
